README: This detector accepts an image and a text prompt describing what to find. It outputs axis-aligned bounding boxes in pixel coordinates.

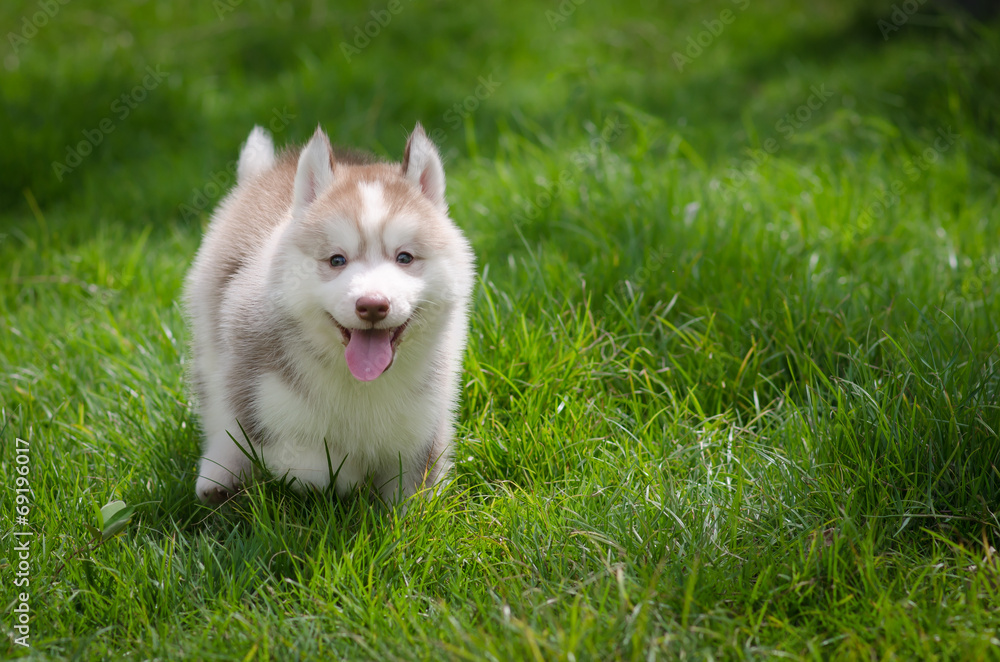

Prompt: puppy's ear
[237,126,276,184]
[403,123,446,211]
[292,126,334,217]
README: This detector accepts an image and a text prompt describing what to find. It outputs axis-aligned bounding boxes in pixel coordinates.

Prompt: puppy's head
[275,124,474,382]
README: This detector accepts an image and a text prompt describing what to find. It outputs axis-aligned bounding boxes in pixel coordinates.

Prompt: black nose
[355,296,389,322]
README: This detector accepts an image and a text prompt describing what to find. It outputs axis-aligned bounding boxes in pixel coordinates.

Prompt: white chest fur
[252,367,438,493]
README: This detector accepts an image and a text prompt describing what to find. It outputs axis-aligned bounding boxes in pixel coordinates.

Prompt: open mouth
[330,315,409,382]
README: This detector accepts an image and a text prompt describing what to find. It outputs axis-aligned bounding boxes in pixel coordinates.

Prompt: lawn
[2,0,999,659]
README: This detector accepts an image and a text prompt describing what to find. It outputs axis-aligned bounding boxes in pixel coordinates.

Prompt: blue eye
[330,254,347,267]
[396,252,414,265]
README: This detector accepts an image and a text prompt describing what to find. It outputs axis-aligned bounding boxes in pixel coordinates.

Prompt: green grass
[2,0,1000,659]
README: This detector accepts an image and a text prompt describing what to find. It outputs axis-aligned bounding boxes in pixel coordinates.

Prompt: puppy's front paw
[196,467,243,504]
[196,480,238,504]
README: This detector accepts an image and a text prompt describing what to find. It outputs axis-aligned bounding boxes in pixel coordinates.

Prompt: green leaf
[99,500,135,540]
[99,500,126,526]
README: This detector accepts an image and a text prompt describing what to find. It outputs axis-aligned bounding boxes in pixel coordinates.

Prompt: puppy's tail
[237,126,276,184]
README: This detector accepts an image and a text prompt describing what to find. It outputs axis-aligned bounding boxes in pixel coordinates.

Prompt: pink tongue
[344,329,394,381]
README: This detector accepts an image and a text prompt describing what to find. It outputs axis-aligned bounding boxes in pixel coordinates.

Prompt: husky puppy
[184,123,475,504]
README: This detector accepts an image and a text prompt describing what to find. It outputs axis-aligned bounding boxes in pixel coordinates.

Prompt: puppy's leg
[373,456,412,506]
[196,426,252,503]
[375,425,454,506]
[264,437,356,496]
[420,424,455,492]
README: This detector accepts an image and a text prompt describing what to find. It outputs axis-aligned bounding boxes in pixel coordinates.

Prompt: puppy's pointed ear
[403,123,446,211]
[237,125,276,184]
[292,126,334,217]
